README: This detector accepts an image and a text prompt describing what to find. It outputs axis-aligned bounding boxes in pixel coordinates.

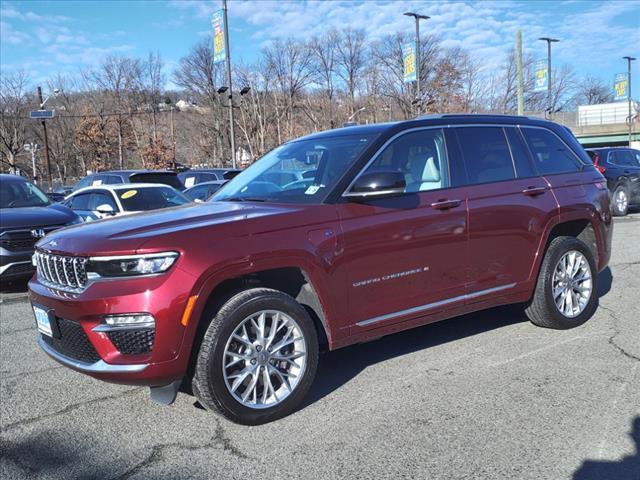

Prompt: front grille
[107,329,155,355]
[0,227,60,252]
[34,250,88,292]
[1,262,35,276]
[42,317,101,363]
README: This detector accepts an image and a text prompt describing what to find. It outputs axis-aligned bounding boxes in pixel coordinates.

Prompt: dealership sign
[534,59,548,93]
[29,110,55,119]
[402,42,417,83]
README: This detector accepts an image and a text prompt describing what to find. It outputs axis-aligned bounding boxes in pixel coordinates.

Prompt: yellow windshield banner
[121,190,137,199]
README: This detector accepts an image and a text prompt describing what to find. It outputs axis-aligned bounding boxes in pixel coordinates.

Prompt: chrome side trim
[38,336,149,373]
[92,323,154,332]
[355,283,517,327]
[0,261,32,275]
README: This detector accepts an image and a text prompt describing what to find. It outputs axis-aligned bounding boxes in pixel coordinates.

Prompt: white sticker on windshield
[92,179,103,186]
[305,185,321,195]
[184,177,195,188]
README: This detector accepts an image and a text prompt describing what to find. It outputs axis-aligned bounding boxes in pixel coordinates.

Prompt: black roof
[294,113,557,143]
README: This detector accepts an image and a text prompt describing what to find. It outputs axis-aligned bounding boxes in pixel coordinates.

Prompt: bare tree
[310,30,339,128]
[0,71,32,173]
[574,75,613,106]
[335,28,367,115]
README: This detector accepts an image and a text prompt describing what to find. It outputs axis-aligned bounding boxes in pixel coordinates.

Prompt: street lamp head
[239,86,251,95]
[538,37,560,43]
[623,56,637,61]
[404,12,430,20]
[53,88,60,95]
[217,86,229,94]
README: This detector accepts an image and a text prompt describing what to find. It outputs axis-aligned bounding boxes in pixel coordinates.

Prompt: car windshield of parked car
[212,133,377,204]
[0,179,50,208]
[117,187,191,211]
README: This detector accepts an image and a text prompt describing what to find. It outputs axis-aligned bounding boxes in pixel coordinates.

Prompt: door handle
[430,199,462,210]
[522,186,547,196]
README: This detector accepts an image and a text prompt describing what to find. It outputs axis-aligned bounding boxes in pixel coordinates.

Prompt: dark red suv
[29,114,612,424]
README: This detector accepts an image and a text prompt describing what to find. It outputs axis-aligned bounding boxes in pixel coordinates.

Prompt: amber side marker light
[181,295,198,326]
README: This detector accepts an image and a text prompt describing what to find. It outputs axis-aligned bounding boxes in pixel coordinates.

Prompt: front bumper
[0,251,35,280]
[29,265,199,386]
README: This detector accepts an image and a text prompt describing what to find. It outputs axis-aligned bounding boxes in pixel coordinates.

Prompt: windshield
[116,187,191,211]
[0,178,50,208]
[212,133,377,204]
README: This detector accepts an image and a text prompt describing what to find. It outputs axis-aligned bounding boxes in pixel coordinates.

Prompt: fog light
[103,314,155,329]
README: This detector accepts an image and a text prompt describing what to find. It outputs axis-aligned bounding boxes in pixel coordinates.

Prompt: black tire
[611,184,629,216]
[193,288,319,425]
[525,236,598,329]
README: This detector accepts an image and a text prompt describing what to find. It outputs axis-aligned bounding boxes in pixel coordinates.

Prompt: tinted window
[102,175,124,185]
[70,193,92,210]
[505,128,535,178]
[455,127,515,184]
[633,150,640,167]
[185,184,210,201]
[74,176,93,190]
[90,192,118,211]
[609,150,635,167]
[117,187,190,211]
[362,129,448,192]
[129,173,184,190]
[522,128,581,175]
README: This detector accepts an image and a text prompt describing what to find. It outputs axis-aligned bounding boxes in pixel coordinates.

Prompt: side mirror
[344,171,406,200]
[96,204,116,215]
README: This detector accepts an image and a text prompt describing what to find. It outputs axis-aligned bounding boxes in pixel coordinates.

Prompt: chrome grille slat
[34,250,88,293]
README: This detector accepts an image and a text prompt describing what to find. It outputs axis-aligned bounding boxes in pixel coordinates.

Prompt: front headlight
[87,252,179,278]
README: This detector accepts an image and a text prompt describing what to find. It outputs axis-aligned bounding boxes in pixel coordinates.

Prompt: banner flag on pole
[613,72,629,101]
[402,42,417,83]
[534,59,548,93]
[212,10,226,64]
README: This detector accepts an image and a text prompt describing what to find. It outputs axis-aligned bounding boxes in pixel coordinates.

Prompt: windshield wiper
[222,197,267,202]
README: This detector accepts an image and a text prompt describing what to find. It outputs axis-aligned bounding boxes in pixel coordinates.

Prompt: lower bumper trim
[38,336,149,373]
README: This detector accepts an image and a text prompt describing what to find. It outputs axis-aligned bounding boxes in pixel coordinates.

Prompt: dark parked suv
[1,175,80,281]
[585,147,640,216]
[72,170,184,192]
[29,115,612,424]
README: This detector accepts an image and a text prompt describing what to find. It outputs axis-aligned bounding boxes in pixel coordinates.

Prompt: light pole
[623,56,636,146]
[23,142,39,184]
[538,37,559,114]
[36,87,59,188]
[222,0,236,169]
[404,12,430,113]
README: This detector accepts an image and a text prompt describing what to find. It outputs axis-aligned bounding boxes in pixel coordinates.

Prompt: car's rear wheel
[193,288,318,425]
[612,185,629,216]
[525,236,598,329]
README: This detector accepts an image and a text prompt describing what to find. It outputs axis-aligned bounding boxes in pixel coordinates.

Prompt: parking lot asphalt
[1,214,639,480]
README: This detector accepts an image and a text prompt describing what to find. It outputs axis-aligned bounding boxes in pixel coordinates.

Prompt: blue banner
[212,10,226,64]
[402,42,417,83]
[613,72,628,101]
[534,59,548,93]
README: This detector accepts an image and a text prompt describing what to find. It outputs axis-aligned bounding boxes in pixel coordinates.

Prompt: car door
[453,125,558,296]
[610,149,640,203]
[335,127,469,332]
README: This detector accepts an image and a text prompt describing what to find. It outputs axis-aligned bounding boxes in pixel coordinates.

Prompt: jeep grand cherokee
[29,114,612,425]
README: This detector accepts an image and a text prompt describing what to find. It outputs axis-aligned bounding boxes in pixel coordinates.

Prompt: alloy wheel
[615,189,628,214]
[222,310,307,409]
[551,250,593,318]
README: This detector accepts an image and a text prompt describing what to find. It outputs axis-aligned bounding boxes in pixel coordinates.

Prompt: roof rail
[415,113,534,121]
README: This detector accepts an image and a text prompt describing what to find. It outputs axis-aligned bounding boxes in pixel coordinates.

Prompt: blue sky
[1,0,639,98]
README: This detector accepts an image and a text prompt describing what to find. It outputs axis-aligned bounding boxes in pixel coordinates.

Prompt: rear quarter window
[521,128,582,175]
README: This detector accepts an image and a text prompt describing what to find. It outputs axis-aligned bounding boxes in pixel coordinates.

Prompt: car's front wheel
[612,185,629,216]
[193,288,319,425]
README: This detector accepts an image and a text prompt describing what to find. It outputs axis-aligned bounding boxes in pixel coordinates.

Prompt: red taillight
[593,153,606,174]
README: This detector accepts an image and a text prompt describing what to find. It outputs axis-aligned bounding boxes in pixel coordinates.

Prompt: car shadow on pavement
[303,267,614,409]
[573,416,640,480]
[0,277,30,294]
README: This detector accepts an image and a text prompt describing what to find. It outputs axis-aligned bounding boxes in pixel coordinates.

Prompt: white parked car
[62,183,192,221]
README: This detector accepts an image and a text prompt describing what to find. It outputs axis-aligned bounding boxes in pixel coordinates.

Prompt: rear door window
[505,128,536,179]
[70,193,92,210]
[521,128,582,175]
[454,127,516,184]
[609,150,635,167]
[90,192,118,212]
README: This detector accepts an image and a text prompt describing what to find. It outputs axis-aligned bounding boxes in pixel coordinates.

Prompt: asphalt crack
[599,305,640,362]
[1,364,64,381]
[114,418,250,480]
[1,387,143,433]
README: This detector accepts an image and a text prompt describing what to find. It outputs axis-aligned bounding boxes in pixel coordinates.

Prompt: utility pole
[222,0,236,168]
[623,56,636,146]
[170,106,176,162]
[516,30,524,116]
[404,12,430,115]
[538,37,559,115]
[37,86,53,188]
[24,142,38,184]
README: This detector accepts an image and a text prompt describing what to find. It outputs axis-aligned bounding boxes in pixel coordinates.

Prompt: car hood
[36,201,301,256]
[0,204,78,230]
